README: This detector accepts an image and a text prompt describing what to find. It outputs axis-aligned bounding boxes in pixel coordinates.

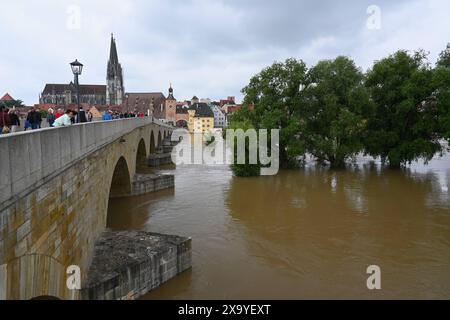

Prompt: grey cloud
[0,0,448,105]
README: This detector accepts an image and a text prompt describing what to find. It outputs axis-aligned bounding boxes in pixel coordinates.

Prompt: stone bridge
[0,118,185,300]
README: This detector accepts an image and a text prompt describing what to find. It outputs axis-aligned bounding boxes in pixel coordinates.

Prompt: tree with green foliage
[232,56,373,170]
[301,56,373,168]
[364,50,442,168]
[232,48,450,175]
[0,99,25,109]
[433,50,450,142]
[228,120,262,177]
[437,43,450,68]
[235,58,308,169]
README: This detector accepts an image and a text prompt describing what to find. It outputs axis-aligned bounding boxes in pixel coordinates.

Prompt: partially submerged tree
[238,58,309,168]
[228,120,262,177]
[433,47,450,143]
[364,50,442,168]
[301,56,373,168]
[231,47,450,175]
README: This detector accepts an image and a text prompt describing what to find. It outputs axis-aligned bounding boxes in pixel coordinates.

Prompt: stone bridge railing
[0,118,172,211]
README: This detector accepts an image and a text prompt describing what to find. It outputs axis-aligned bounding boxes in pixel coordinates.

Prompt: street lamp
[70,59,83,122]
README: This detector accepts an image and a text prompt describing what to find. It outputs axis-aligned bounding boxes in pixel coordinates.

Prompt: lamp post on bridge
[125,93,129,114]
[70,59,84,123]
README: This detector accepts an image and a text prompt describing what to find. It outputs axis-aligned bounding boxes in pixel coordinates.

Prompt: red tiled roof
[1,93,14,101]
[125,92,166,118]
[227,105,242,114]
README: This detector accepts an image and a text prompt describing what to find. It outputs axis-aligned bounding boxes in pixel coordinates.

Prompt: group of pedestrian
[101,110,145,121]
[42,107,92,127]
[1,106,144,135]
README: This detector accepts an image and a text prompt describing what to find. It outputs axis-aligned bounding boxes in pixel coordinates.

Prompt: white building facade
[211,105,227,128]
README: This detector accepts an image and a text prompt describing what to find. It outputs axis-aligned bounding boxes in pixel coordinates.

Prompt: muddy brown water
[107,155,450,299]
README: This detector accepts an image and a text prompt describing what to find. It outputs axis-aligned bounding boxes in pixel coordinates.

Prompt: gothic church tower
[106,34,124,105]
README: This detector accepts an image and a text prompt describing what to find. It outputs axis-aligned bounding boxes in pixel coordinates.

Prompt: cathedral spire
[108,33,119,69]
[106,34,124,105]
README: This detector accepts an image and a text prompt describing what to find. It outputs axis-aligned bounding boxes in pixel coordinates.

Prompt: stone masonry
[81,231,192,300]
[131,174,175,197]
[0,118,173,299]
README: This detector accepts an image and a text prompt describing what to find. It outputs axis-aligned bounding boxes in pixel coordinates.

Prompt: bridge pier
[131,174,174,197]
[147,136,177,167]
[81,231,191,300]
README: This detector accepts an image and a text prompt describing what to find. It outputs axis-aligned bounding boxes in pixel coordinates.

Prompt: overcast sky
[1,0,450,105]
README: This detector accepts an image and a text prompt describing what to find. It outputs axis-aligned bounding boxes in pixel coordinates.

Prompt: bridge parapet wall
[0,118,171,209]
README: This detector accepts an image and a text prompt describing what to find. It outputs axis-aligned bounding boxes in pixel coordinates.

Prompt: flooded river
[107,154,450,299]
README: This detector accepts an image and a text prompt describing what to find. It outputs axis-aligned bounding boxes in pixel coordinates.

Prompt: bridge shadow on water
[106,182,175,231]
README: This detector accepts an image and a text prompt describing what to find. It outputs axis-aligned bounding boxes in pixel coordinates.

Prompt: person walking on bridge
[47,108,56,127]
[26,108,41,130]
[102,110,113,121]
[55,108,64,119]
[8,109,20,133]
[87,110,93,122]
[53,110,77,127]
[77,107,88,123]
[0,106,11,134]
[35,107,43,128]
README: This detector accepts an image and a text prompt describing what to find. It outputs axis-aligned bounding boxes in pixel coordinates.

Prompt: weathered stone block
[81,231,192,300]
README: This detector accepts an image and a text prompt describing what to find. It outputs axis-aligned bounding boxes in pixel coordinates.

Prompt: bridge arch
[135,138,148,174]
[31,296,61,300]
[109,156,132,198]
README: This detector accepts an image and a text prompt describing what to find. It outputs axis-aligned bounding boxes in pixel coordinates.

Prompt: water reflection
[107,188,175,230]
[107,154,450,299]
[226,161,450,298]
